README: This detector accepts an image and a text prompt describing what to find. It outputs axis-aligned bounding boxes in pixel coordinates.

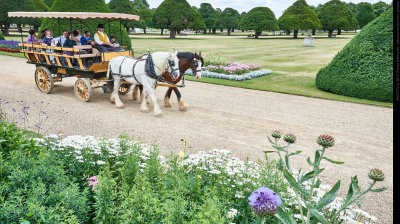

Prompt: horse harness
[116,54,179,86]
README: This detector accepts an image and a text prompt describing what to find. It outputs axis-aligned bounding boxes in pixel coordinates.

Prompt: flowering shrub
[0,122,383,224]
[204,53,227,66]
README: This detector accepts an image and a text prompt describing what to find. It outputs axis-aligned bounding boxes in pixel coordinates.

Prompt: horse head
[192,52,203,79]
[167,50,180,80]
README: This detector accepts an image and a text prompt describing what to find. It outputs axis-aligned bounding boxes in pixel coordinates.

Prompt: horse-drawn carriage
[8,12,203,115]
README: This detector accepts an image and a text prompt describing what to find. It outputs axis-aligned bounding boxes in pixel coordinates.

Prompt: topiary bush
[40,0,133,50]
[315,9,393,102]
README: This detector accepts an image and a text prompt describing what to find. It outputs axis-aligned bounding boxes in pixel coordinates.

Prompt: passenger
[94,23,116,52]
[63,32,77,56]
[80,31,93,45]
[26,29,38,44]
[109,35,119,47]
[41,30,56,64]
[72,29,81,45]
[38,29,48,42]
[52,30,69,47]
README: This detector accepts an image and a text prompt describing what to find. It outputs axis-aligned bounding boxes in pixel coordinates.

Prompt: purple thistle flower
[248,187,282,217]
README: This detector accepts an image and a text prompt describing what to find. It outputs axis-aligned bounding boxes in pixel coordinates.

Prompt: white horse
[107,51,180,116]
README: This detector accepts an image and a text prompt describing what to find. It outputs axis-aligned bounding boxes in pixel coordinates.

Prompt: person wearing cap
[94,24,116,52]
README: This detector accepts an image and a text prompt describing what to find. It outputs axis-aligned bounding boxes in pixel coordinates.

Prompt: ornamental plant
[265,131,386,224]
[248,187,282,224]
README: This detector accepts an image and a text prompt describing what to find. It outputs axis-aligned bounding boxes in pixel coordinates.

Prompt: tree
[138,7,153,34]
[152,0,206,38]
[132,0,149,10]
[316,9,393,102]
[43,0,55,7]
[0,0,41,36]
[318,0,358,37]
[277,0,321,38]
[213,8,223,33]
[215,7,240,36]
[108,0,135,15]
[372,1,391,17]
[240,7,279,38]
[346,2,357,13]
[198,3,217,34]
[40,0,133,49]
[32,0,49,12]
[355,2,376,28]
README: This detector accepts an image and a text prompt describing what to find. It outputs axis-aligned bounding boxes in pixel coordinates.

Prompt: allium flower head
[271,131,281,139]
[368,168,385,181]
[283,134,296,144]
[317,135,335,148]
[248,187,282,217]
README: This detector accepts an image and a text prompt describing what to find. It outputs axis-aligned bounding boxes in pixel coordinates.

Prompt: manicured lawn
[0,50,25,58]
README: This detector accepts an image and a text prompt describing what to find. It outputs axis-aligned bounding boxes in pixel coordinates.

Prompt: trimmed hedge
[40,0,132,50]
[315,9,393,102]
[0,33,4,40]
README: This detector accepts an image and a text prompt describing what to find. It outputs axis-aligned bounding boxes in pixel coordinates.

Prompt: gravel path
[0,55,393,223]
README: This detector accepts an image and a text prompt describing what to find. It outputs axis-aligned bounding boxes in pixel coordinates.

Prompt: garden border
[185,69,273,81]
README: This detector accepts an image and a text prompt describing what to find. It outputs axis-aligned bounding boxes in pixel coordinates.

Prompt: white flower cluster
[227,208,238,219]
[287,170,377,224]
[185,69,272,81]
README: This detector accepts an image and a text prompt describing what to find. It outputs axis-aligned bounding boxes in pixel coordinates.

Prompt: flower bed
[0,40,20,53]
[197,53,272,81]
[185,68,272,81]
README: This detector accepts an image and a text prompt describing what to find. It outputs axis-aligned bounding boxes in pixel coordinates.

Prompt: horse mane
[151,52,170,72]
[177,52,195,63]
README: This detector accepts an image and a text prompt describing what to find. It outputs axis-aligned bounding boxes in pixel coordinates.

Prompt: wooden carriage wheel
[74,78,93,102]
[34,66,54,94]
[118,83,132,95]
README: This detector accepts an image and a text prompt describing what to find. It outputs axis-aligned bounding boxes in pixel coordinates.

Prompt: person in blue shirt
[80,31,93,45]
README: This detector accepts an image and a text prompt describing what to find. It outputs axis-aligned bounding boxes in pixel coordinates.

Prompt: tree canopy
[316,9,393,102]
[108,0,135,15]
[318,0,358,37]
[355,2,376,28]
[152,0,206,38]
[0,0,41,35]
[240,7,279,38]
[372,1,391,17]
[132,0,149,10]
[277,0,321,38]
[198,3,217,32]
[40,0,132,49]
[215,7,240,35]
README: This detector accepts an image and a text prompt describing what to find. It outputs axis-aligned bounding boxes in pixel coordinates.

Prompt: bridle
[191,58,202,74]
[167,57,180,77]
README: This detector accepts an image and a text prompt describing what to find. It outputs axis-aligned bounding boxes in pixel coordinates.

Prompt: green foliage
[0,32,4,40]
[215,7,240,34]
[152,0,206,35]
[355,2,376,28]
[32,0,49,12]
[108,0,135,14]
[132,0,150,10]
[318,0,358,31]
[0,0,41,33]
[278,0,322,31]
[40,0,132,50]
[43,0,55,7]
[316,9,393,102]
[199,3,217,30]
[0,122,89,224]
[94,165,118,224]
[240,7,279,37]
[372,1,391,17]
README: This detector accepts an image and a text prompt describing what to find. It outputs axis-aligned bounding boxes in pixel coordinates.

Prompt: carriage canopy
[8,12,140,21]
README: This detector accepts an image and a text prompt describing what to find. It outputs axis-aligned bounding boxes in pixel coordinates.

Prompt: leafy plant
[264,131,386,224]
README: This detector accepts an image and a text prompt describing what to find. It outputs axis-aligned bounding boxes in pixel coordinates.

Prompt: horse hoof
[164,102,172,108]
[110,97,115,103]
[116,102,124,108]
[178,101,188,111]
[154,111,163,117]
[141,108,150,113]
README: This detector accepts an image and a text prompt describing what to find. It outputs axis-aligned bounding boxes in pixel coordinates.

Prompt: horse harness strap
[131,60,141,84]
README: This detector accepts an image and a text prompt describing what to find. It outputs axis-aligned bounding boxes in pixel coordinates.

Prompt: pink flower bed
[204,62,261,75]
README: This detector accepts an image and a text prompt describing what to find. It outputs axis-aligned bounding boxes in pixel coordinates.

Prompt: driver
[94,24,117,52]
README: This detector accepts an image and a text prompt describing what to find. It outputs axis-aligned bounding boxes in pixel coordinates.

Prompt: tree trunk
[143,28,146,34]
[293,30,298,38]
[212,29,216,34]
[220,29,223,32]
[126,27,129,33]
[242,30,245,32]
[328,30,333,38]
[161,29,164,35]
[231,28,234,32]
[286,30,290,35]
[33,24,39,32]
[337,29,341,35]
[170,28,177,38]
[209,29,211,33]
[203,29,206,34]
[177,30,181,34]
[227,28,231,36]
[312,29,316,35]
[255,31,262,39]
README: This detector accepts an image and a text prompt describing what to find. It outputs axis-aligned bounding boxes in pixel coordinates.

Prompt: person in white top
[94,24,116,52]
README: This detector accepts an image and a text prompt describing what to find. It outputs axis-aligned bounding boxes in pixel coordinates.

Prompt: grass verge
[185,73,393,107]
